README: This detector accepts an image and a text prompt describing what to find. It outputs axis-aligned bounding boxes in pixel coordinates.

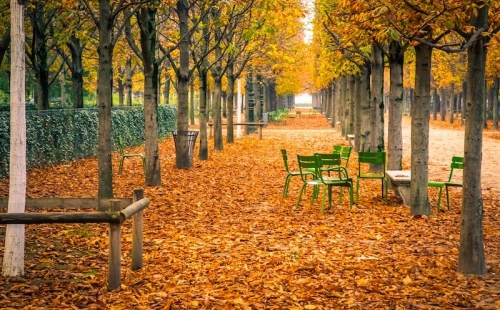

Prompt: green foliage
[0,105,177,178]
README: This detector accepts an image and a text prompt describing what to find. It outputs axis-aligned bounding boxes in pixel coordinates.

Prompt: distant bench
[347,134,355,147]
[386,170,411,206]
[208,122,264,140]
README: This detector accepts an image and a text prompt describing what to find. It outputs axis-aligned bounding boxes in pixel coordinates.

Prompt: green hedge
[0,105,177,178]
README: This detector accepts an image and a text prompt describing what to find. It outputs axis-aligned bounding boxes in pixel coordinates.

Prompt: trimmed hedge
[0,105,177,178]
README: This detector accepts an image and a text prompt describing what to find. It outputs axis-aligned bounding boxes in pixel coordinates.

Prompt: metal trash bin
[172,130,199,168]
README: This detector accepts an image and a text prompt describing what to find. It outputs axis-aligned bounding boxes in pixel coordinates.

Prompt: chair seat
[359,173,385,178]
[124,153,145,158]
[444,181,462,187]
[428,181,445,187]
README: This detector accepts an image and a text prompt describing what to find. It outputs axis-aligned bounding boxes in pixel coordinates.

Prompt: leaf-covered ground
[0,111,500,309]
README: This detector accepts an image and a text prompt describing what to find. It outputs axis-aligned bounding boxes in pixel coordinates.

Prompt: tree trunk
[458,4,488,276]
[388,39,404,170]
[340,77,347,136]
[61,68,66,106]
[174,0,192,169]
[450,84,455,124]
[126,57,133,106]
[440,88,447,121]
[0,27,10,68]
[213,75,223,150]
[493,77,499,131]
[370,41,384,152]
[32,2,50,110]
[198,67,209,160]
[226,62,235,143]
[163,76,170,105]
[432,88,438,121]
[97,0,114,198]
[410,42,432,216]
[347,75,355,137]
[462,82,467,125]
[3,0,26,277]
[64,35,84,107]
[139,6,161,185]
[254,76,261,121]
[360,64,371,151]
[190,81,195,125]
[118,75,124,106]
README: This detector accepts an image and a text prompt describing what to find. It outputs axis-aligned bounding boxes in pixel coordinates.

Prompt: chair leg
[338,187,343,204]
[436,186,443,213]
[119,157,125,174]
[355,179,360,202]
[283,175,292,197]
[348,184,354,210]
[383,178,388,203]
[295,184,306,210]
[445,185,450,210]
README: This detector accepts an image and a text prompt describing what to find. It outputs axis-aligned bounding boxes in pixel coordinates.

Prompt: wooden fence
[0,188,150,290]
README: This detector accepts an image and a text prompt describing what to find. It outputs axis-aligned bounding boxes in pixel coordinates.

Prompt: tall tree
[3,0,26,277]
[124,3,162,185]
[82,0,140,197]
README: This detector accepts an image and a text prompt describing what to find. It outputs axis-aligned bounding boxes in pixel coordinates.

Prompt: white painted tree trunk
[3,0,26,277]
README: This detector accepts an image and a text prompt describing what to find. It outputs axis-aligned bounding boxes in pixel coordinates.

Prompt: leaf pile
[0,110,499,309]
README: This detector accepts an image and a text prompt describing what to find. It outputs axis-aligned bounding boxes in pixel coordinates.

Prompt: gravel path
[397,116,499,199]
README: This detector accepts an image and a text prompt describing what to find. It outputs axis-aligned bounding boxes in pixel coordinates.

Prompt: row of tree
[2,0,311,277]
[311,0,500,275]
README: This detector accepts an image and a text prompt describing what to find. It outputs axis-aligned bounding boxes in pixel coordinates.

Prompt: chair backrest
[315,152,341,168]
[333,145,352,167]
[357,151,386,176]
[297,154,319,182]
[315,153,349,181]
[117,136,125,156]
[281,149,292,173]
[447,156,464,182]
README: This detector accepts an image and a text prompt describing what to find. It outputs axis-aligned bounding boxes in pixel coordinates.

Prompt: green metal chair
[315,153,354,212]
[281,149,301,197]
[428,156,464,212]
[295,154,322,210]
[356,151,387,202]
[333,145,352,168]
[117,136,146,175]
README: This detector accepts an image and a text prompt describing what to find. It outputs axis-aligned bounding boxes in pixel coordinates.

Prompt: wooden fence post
[108,199,121,290]
[131,188,144,270]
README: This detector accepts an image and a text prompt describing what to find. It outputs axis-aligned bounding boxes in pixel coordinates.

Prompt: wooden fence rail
[0,188,149,291]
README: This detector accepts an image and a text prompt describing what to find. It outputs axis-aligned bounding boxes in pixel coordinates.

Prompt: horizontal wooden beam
[0,212,121,225]
[0,198,133,211]
[119,198,150,223]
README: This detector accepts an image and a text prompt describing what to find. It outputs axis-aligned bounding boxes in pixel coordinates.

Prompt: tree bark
[139,6,161,185]
[97,0,114,198]
[190,81,195,125]
[388,39,404,170]
[126,57,133,106]
[67,35,84,109]
[493,77,499,131]
[174,0,193,168]
[410,42,432,216]
[0,27,10,68]
[432,88,438,121]
[370,41,384,152]
[458,3,488,276]
[226,61,235,143]
[450,84,455,124]
[440,88,447,121]
[198,67,209,160]
[3,0,26,277]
